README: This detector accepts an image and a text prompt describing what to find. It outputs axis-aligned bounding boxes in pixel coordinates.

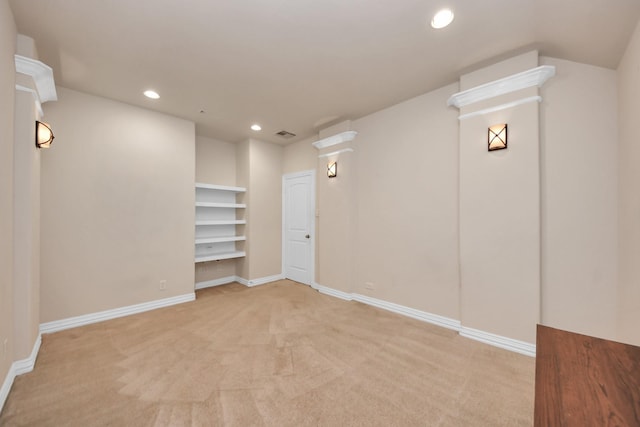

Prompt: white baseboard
[1,333,42,414]
[238,274,285,288]
[460,326,536,357]
[352,293,462,332]
[311,282,535,357]
[195,275,284,290]
[0,366,14,415]
[13,333,41,376]
[312,282,353,301]
[195,276,236,290]
[39,292,196,334]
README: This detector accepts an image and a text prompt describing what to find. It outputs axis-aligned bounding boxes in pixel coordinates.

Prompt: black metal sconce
[488,123,507,151]
[35,121,54,148]
[327,161,337,178]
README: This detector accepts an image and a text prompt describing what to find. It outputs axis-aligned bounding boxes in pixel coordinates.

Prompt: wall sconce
[327,161,337,178]
[488,123,507,151]
[35,121,54,148]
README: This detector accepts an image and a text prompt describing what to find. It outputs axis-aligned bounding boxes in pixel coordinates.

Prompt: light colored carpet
[0,280,534,426]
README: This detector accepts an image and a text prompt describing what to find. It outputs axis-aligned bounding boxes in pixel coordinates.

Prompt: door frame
[282,169,316,285]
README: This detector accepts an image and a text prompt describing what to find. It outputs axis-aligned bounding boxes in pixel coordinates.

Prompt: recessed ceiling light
[251,124,262,131]
[143,90,160,99]
[431,9,454,29]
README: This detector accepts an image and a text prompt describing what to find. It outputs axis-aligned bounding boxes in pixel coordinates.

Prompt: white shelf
[195,219,246,226]
[447,65,556,108]
[195,183,246,192]
[194,182,246,265]
[195,236,246,244]
[195,202,246,208]
[312,131,358,149]
[195,251,246,263]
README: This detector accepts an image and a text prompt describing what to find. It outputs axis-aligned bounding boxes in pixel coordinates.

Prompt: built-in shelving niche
[194,183,246,263]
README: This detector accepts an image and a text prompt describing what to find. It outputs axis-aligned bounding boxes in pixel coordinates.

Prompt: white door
[283,170,315,285]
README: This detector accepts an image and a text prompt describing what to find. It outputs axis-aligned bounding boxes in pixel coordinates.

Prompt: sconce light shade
[488,123,507,151]
[35,121,54,148]
[327,161,337,178]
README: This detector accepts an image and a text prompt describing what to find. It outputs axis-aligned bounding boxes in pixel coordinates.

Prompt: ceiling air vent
[275,130,296,139]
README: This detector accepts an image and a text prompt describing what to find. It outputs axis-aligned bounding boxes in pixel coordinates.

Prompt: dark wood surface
[534,324,640,426]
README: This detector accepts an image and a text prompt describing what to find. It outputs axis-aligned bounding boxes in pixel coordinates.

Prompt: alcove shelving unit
[195,183,246,263]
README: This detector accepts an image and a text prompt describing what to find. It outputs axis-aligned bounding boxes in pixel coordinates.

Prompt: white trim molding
[458,96,542,121]
[195,275,285,290]
[318,148,354,159]
[447,65,555,109]
[1,333,42,414]
[312,282,353,301]
[239,274,285,287]
[311,282,535,357]
[0,366,14,415]
[39,293,196,334]
[312,131,358,150]
[459,326,536,357]
[352,293,462,332]
[14,54,57,103]
[195,276,237,290]
[13,334,42,376]
[312,283,461,331]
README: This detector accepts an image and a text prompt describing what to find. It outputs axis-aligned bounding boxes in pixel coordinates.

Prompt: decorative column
[448,51,554,354]
[312,123,358,296]
[13,50,57,360]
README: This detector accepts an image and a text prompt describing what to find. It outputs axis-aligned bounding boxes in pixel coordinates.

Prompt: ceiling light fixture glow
[431,9,454,29]
[143,90,160,99]
[251,124,262,131]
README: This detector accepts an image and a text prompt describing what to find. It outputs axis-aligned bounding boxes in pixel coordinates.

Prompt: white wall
[540,56,619,340]
[316,140,357,294]
[283,136,316,175]
[195,136,237,285]
[0,0,16,384]
[292,51,624,347]
[458,52,541,344]
[351,84,460,319]
[617,19,640,346]
[12,82,40,360]
[196,135,236,185]
[247,139,283,279]
[233,138,283,281]
[40,87,195,322]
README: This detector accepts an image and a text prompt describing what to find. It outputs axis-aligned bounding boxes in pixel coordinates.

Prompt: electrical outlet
[159,280,167,291]
[364,282,375,290]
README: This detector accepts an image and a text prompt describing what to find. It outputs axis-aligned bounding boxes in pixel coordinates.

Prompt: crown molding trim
[312,131,358,150]
[318,148,354,159]
[458,95,542,121]
[14,54,57,104]
[447,65,555,109]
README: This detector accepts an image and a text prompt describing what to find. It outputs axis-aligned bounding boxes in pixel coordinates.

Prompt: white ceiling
[9,0,640,145]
